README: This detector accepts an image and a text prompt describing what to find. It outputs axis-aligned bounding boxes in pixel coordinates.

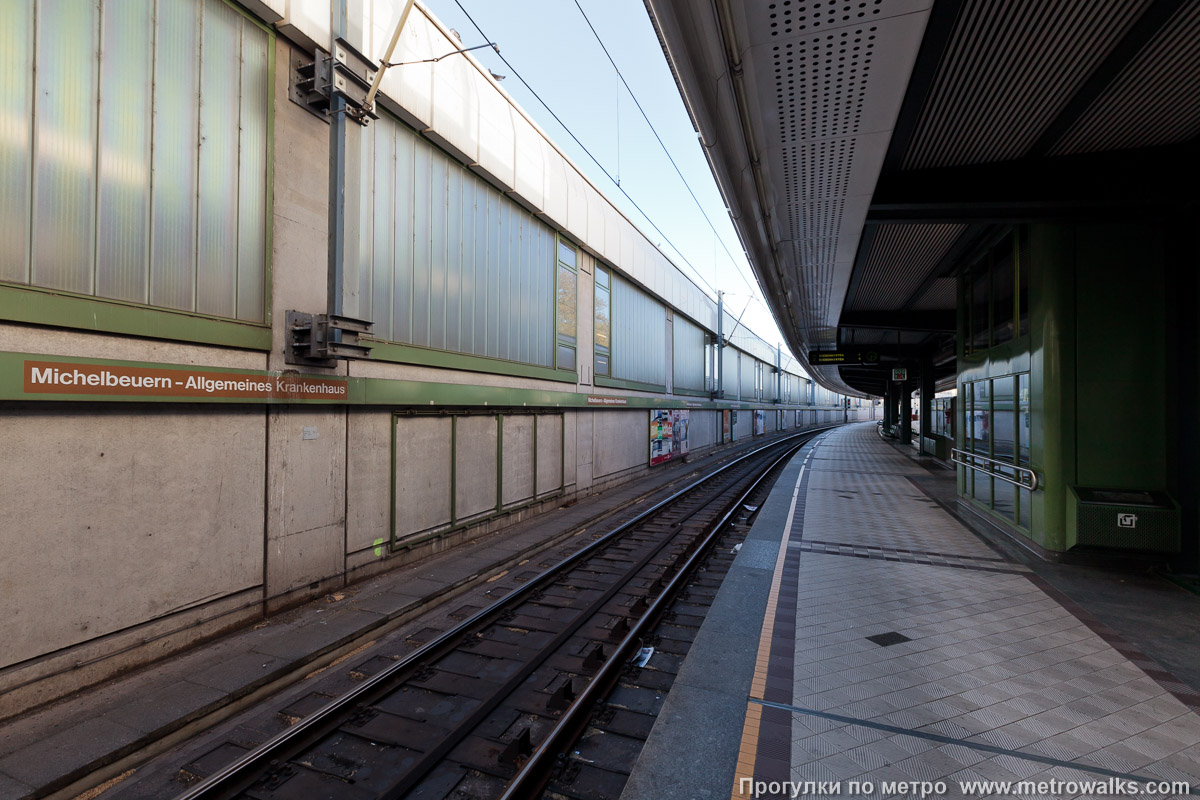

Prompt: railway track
[169,431,821,800]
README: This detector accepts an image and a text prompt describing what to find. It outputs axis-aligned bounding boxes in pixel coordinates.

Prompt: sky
[418,0,790,356]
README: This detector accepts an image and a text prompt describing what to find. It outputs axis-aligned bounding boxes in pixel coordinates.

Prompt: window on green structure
[556,239,578,371]
[992,233,1016,346]
[594,265,610,377]
[1017,226,1031,338]
[970,258,990,353]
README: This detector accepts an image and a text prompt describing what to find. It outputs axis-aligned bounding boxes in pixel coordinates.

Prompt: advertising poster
[650,409,690,466]
[753,409,765,436]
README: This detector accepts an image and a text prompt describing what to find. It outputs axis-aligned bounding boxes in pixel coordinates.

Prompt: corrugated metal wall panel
[34,0,99,295]
[236,20,269,322]
[0,0,267,320]
[196,0,242,319]
[0,0,32,284]
[673,315,705,392]
[95,0,152,304]
[362,115,556,368]
[149,0,200,312]
[612,275,666,385]
[722,346,741,399]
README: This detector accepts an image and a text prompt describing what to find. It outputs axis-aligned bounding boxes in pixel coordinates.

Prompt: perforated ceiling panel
[646,0,932,394]
[733,0,931,359]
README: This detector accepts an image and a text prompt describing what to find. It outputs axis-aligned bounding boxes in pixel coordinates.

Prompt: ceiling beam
[868,143,1200,223]
[839,310,957,333]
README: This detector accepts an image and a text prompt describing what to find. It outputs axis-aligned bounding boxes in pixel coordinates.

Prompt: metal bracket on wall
[285,311,374,367]
[290,37,380,123]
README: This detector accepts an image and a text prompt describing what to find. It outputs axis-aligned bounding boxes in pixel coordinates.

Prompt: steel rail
[498,437,811,799]
[375,434,779,799]
[173,425,840,800]
[951,448,1039,491]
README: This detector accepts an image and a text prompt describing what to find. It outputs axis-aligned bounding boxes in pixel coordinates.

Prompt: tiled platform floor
[624,423,1200,800]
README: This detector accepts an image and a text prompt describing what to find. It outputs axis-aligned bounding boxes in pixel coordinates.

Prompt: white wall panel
[513,118,544,210]
[476,90,515,190]
[430,46,480,163]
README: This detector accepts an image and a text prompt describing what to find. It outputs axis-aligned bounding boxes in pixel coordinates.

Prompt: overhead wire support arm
[359,0,416,119]
[380,41,498,68]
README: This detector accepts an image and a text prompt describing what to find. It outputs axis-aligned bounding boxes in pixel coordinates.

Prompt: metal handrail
[951,448,1039,491]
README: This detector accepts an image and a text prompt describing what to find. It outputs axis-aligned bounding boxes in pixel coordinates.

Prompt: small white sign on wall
[302,426,319,440]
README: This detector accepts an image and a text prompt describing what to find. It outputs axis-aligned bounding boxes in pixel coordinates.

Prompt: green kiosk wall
[958,222,1176,557]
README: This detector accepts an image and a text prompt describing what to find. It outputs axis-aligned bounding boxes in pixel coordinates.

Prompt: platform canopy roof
[644,0,1200,397]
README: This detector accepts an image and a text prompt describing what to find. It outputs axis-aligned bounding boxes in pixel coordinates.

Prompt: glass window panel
[594,353,609,376]
[595,266,609,288]
[994,474,1016,521]
[196,1,241,319]
[35,0,99,295]
[557,344,576,371]
[970,261,989,352]
[557,240,575,269]
[1019,488,1031,530]
[556,264,577,344]
[236,17,268,322]
[595,285,610,351]
[0,0,33,283]
[1018,227,1030,338]
[992,233,1016,346]
[1018,372,1031,467]
[150,0,200,311]
[993,375,1015,463]
[96,0,152,304]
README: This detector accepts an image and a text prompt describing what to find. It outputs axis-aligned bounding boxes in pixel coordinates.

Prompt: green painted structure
[957,222,1185,562]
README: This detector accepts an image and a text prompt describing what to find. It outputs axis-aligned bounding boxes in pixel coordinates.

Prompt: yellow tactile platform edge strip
[731,443,816,799]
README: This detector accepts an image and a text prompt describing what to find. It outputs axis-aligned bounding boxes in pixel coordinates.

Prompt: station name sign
[23,360,347,400]
[809,349,879,365]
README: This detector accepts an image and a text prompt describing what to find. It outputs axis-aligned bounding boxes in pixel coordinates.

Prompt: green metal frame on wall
[0,350,844,414]
[387,409,566,553]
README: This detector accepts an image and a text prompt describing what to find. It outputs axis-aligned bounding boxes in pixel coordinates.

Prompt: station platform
[623,423,1200,800]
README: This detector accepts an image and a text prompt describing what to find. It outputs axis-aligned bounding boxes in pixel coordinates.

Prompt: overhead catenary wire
[450,0,721,300]
[570,0,764,303]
